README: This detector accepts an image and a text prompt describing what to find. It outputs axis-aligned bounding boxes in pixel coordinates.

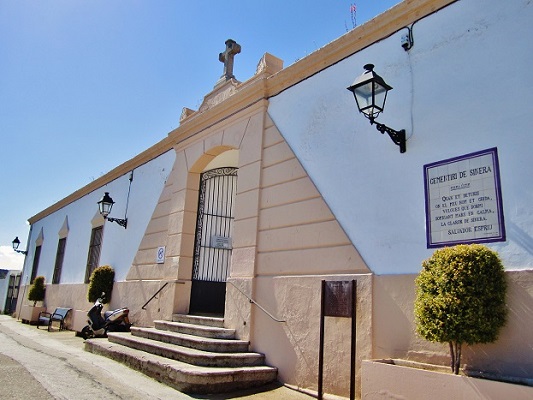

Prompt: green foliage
[414,244,507,373]
[28,276,46,306]
[87,265,115,304]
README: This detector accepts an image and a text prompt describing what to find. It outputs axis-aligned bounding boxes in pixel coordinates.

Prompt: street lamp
[12,236,28,255]
[98,192,127,228]
[347,64,406,153]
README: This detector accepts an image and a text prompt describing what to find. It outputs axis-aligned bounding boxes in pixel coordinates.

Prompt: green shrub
[414,244,507,374]
[28,276,46,306]
[87,265,115,304]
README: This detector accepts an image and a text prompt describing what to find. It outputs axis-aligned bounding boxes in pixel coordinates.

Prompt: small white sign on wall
[156,246,166,264]
[211,235,232,249]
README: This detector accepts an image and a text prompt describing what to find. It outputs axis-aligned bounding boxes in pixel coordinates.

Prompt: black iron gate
[189,167,237,315]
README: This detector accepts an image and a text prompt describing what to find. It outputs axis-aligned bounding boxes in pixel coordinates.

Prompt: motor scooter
[80,293,131,339]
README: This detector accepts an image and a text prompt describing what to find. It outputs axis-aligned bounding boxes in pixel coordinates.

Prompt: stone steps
[154,319,236,340]
[172,314,225,328]
[131,326,250,352]
[84,314,277,394]
[108,331,265,367]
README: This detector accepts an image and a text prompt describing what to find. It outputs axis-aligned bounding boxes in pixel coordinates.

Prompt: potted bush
[20,276,47,323]
[28,275,46,306]
[87,265,115,304]
[414,244,507,374]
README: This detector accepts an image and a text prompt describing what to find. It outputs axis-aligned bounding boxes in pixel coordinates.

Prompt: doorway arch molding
[171,145,239,280]
[167,106,266,320]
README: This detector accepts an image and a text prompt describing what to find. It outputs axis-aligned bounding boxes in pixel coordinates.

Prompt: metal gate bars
[190,167,237,315]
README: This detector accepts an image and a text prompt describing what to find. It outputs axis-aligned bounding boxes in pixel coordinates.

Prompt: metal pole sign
[318,280,357,400]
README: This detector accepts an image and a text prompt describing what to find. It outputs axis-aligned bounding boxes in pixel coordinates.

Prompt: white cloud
[0,246,24,270]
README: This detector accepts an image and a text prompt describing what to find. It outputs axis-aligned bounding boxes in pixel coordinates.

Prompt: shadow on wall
[373,275,421,360]
[464,270,533,380]
[253,276,354,397]
[374,271,533,380]
[248,277,321,391]
[508,222,533,257]
[251,287,301,386]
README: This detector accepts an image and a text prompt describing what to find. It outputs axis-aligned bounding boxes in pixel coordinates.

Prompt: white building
[16,0,533,397]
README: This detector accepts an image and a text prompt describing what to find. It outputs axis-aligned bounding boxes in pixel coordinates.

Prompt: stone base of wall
[16,279,191,329]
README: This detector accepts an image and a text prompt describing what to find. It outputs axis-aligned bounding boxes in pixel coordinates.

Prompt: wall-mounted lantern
[12,236,28,255]
[98,192,127,229]
[347,64,406,153]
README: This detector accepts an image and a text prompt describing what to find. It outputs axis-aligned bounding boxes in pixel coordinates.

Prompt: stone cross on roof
[219,39,241,81]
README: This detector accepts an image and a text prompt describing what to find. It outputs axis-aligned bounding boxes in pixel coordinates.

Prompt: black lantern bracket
[107,216,128,228]
[347,64,407,153]
[373,120,406,154]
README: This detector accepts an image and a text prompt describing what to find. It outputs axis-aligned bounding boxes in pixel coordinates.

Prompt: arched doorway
[189,166,237,316]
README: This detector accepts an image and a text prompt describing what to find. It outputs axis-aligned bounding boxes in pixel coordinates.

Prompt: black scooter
[80,294,131,339]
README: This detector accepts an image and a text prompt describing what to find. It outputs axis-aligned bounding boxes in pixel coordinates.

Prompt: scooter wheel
[81,326,93,340]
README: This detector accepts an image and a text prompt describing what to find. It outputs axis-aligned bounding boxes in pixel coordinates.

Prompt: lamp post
[98,192,127,228]
[347,64,406,153]
[12,237,28,255]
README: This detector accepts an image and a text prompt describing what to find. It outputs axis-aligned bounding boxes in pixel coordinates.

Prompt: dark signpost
[318,280,356,400]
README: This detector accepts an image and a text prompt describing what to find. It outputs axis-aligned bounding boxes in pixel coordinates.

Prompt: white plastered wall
[268,0,533,275]
[19,149,175,286]
[265,0,533,390]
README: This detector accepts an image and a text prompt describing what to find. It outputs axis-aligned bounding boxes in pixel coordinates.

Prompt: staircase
[84,314,278,394]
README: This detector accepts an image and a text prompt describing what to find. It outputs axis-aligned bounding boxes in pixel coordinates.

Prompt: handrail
[227,280,286,323]
[141,280,185,310]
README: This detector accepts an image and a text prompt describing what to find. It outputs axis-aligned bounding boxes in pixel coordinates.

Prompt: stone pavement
[0,315,315,400]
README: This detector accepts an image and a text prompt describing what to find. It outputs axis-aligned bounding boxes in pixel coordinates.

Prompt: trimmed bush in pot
[87,265,115,304]
[414,244,507,374]
[28,275,46,306]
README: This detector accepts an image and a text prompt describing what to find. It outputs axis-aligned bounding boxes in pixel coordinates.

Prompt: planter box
[20,305,46,324]
[362,359,533,400]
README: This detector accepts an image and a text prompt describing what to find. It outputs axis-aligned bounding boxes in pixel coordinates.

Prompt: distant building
[16,0,533,397]
[0,269,21,315]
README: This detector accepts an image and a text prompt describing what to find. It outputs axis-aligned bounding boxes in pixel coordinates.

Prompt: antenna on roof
[350,3,357,29]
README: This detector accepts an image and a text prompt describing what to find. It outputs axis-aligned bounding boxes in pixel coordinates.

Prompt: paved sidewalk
[0,315,314,400]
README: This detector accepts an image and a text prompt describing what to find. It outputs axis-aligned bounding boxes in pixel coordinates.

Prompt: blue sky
[0,0,401,268]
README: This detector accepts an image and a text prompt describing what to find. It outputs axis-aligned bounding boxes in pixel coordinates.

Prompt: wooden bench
[38,307,72,331]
